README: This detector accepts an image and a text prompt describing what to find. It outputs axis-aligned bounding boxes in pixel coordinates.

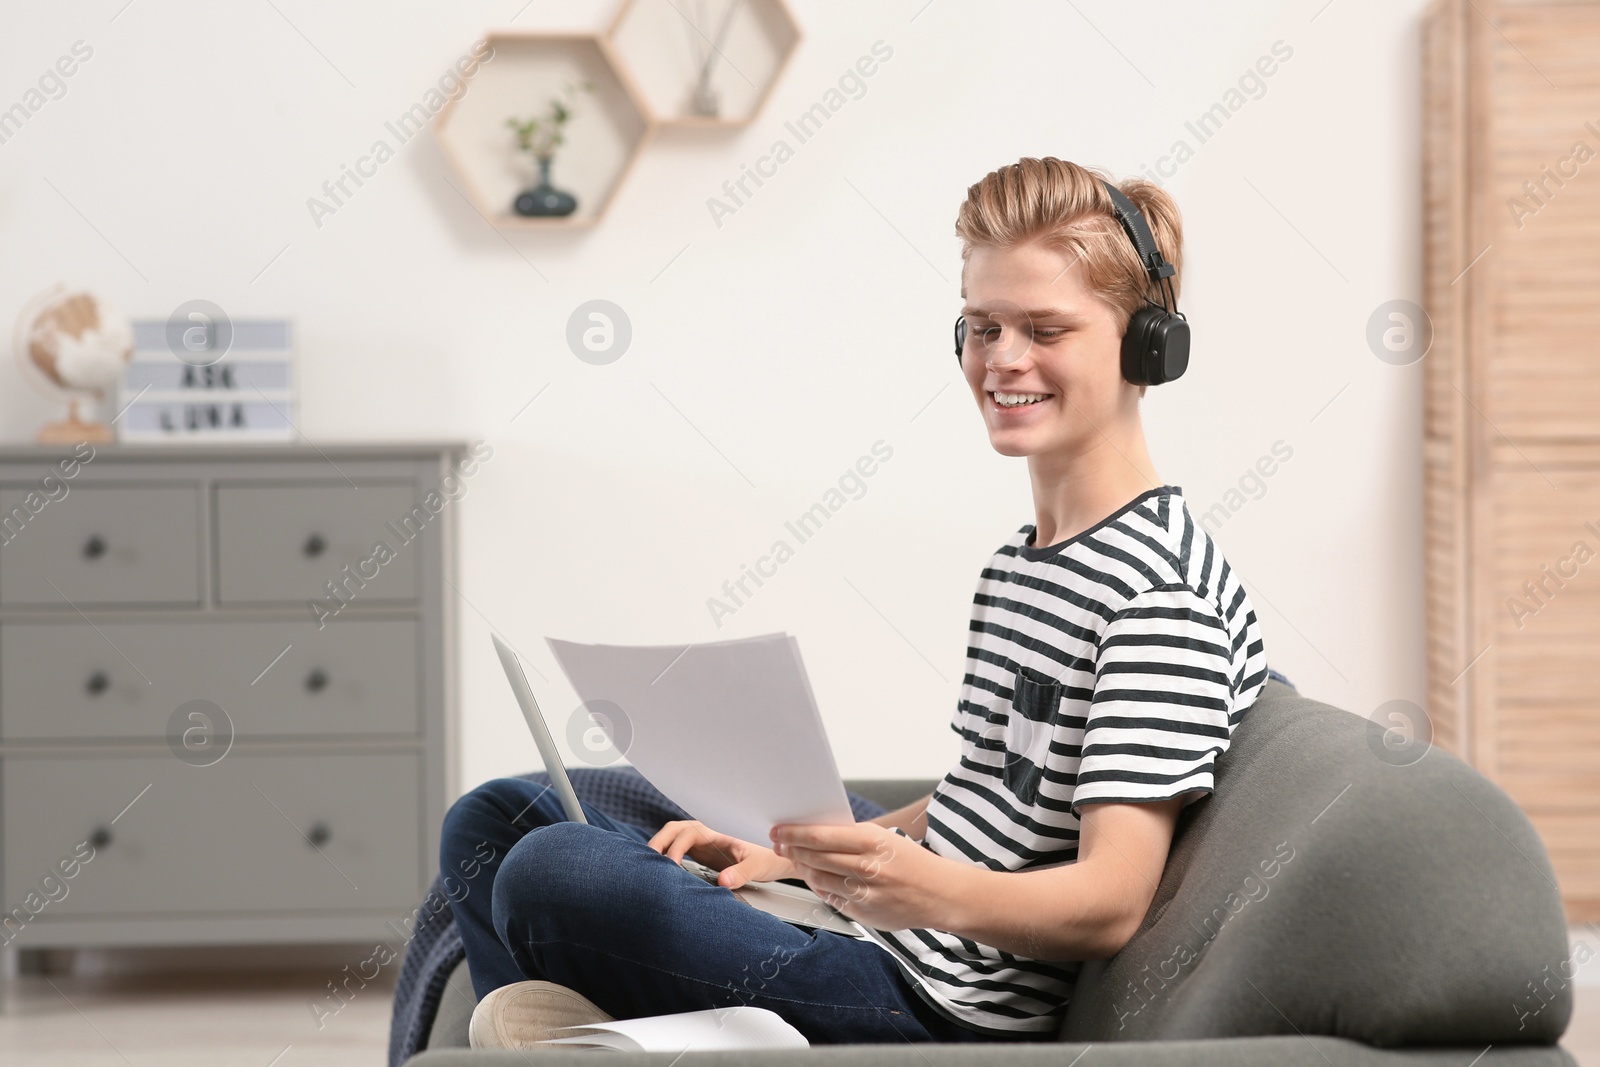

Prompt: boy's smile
[989,390,1055,414]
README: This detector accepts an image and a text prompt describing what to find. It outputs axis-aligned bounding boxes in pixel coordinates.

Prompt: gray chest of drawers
[0,443,465,950]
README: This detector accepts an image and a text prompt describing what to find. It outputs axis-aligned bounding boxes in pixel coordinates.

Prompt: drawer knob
[302,534,326,558]
[85,671,110,696]
[305,668,329,693]
[83,535,107,560]
[88,826,112,850]
[306,822,331,848]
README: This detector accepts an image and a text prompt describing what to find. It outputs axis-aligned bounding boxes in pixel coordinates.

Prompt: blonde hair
[954,156,1184,338]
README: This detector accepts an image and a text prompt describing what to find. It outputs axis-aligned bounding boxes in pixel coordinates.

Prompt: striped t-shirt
[860,484,1269,1037]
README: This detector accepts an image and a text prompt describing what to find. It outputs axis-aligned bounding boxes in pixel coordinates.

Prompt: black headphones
[954,179,1189,386]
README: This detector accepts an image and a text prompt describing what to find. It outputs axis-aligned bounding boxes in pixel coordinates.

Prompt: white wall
[0,0,1431,791]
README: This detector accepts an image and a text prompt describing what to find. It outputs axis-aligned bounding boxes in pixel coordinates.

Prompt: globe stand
[37,398,114,445]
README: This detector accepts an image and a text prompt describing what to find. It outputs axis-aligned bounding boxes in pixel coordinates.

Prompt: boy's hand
[647,819,796,888]
[770,821,957,931]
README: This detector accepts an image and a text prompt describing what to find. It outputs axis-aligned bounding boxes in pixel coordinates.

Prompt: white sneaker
[468,980,615,1050]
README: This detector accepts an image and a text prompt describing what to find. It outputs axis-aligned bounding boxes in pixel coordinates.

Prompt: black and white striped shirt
[861,484,1269,1036]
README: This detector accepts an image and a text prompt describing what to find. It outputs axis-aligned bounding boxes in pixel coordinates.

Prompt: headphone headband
[1099,180,1175,284]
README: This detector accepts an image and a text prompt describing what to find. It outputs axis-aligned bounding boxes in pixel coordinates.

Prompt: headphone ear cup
[954,316,967,365]
[1121,307,1190,386]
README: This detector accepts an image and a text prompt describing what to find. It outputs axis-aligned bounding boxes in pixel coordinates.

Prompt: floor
[0,944,1595,1065]
[0,947,397,1067]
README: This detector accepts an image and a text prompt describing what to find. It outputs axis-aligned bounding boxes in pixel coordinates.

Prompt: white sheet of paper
[544,632,855,846]
[541,1005,808,1050]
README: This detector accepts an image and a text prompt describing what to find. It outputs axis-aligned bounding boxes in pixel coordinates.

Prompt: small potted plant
[506,80,595,217]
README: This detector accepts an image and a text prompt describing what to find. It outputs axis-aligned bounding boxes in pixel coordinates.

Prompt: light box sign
[118,319,295,442]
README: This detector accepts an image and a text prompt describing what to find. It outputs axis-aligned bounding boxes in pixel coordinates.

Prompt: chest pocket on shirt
[992,666,1062,805]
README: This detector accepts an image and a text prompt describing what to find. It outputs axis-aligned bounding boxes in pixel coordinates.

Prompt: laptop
[491,633,864,938]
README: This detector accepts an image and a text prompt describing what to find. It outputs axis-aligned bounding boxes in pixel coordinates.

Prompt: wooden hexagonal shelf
[433,31,654,229]
[605,0,801,128]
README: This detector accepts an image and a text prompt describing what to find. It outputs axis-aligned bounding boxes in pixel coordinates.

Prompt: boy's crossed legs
[439,777,995,1045]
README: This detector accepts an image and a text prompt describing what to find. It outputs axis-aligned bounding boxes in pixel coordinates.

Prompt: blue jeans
[438,777,1012,1045]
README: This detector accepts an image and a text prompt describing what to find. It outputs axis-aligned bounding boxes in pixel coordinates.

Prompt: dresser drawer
[215,483,422,606]
[0,485,200,607]
[0,618,420,740]
[2,752,423,917]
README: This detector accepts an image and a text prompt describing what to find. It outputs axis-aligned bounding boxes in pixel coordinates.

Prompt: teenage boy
[445,156,1271,1048]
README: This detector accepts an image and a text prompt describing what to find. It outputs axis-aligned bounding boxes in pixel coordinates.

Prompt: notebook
[541,1005,807,1050]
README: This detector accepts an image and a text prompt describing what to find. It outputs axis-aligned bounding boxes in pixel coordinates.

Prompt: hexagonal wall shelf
[605,0,801,128]
[433,31,653,229]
